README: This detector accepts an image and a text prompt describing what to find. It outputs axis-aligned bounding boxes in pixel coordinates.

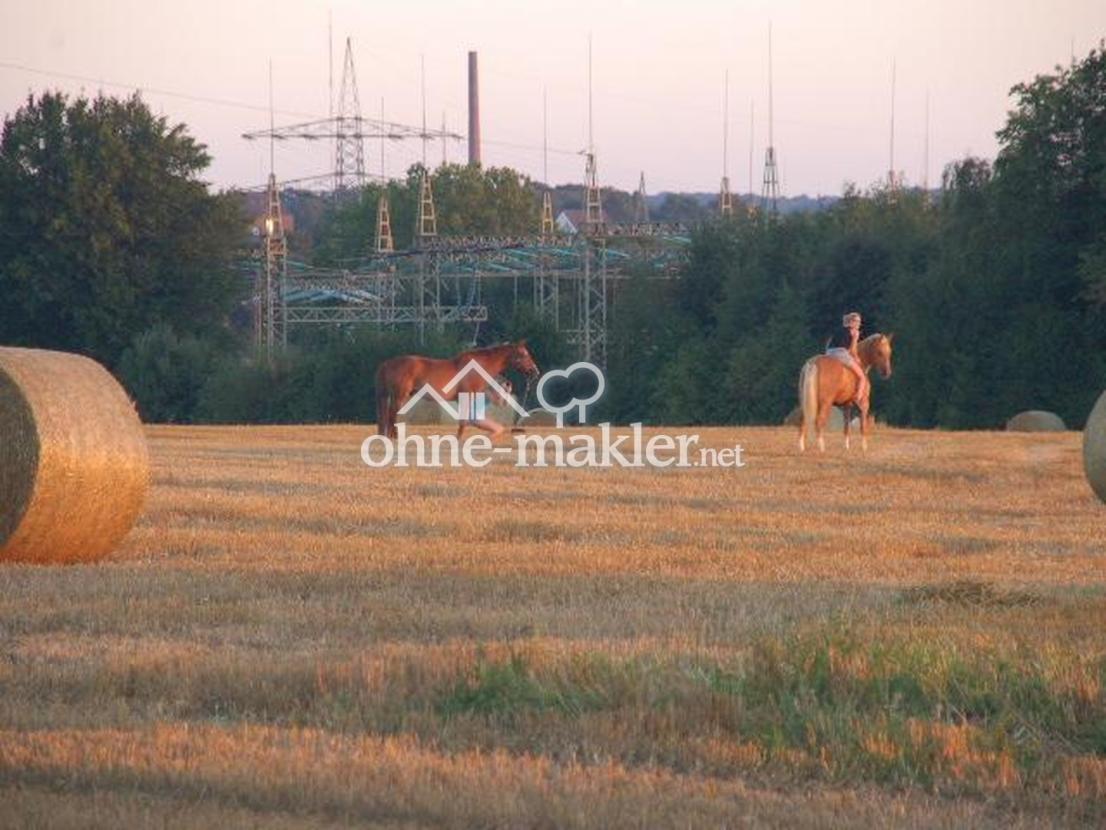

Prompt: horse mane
[856,333,892,370]
[858,333,887,355]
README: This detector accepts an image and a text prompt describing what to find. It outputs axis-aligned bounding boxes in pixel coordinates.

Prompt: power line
[0,59,319,120]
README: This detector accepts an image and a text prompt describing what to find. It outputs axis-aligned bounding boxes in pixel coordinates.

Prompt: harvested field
[1,424,1104,827]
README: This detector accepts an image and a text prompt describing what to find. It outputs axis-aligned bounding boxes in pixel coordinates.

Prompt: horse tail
[375,362,393,437]
[799,358,819,446]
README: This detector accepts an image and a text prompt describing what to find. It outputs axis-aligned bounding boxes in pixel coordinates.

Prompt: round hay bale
[783,406,845,430]
[1005,410,1066,432]
[1084,390,1106,505]
[0,347,148,564]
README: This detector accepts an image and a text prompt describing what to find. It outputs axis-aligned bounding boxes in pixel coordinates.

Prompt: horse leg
[815,399,830,453]
[843,404,853,451]
[391,383,414,440]
[798,360,817,453]
[859,398,871,452]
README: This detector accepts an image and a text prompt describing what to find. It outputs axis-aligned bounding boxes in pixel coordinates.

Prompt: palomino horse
[797,333,894,452]
[375,341,540,439]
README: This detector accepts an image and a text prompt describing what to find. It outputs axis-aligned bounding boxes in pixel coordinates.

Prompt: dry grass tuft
[899,580,1044,608]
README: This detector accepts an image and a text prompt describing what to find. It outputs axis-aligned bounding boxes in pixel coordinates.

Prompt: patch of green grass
[437,653,607,719]
[432,626,1106,801]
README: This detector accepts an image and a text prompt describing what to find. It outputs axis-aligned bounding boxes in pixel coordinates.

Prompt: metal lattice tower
[720,70,734,217]
[634,172,650,224]
[242,40,459,196]
[416,173,437,241]
[583,37,603,235]
[535,86,559,329]
[375,195,394,253]
[259,173,288,360]
[578,240,608,369]
[761,25,780,213]
[584,153,602,233]
[541,191,555,238]
[414,172,440,344]
[270,229,690,369]
[335,38,366,194]
[535,193,559,331]
[577,36,607,368]
[761,147,779,212]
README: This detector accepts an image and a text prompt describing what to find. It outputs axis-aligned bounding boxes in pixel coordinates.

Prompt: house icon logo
[397,360,530,423]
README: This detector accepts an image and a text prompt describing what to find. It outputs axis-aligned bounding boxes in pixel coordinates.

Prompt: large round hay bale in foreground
[0,347,148,564]
[1084,390,1106,505]
[1005,410,1066,432]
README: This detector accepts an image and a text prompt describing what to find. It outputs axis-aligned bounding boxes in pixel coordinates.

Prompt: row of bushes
[117,325,465,424]
[116,314,573,424]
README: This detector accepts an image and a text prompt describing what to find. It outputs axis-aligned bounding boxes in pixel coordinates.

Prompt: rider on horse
[825,311,869,405]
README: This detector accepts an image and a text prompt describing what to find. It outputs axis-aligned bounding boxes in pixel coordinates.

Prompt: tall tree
[0,92,244,365]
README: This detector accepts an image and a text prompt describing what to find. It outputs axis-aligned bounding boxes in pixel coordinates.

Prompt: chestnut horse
[797,333,894,453]
[375,341,540,439]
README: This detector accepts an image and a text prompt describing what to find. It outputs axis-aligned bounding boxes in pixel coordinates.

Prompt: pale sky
[2,0,1104,196]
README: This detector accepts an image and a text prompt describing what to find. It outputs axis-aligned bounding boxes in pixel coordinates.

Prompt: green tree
[722,282,813,423]
[118,324,219,422]
[0,92,245,365]
[313,163,541,264]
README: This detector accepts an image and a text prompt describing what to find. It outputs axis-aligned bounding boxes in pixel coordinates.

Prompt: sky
[1,0,1104,197]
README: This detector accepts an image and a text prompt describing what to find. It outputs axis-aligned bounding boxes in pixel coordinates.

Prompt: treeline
[607,47,1105,429]
[1,48,1103,428]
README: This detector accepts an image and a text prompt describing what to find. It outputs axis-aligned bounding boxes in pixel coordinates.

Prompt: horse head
[510,340,541,378]
[868,333,894,379]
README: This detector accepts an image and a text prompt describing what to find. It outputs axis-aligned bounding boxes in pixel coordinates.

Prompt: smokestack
[468,51,481,166]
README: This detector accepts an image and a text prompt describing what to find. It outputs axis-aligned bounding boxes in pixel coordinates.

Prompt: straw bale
[1005,410,1066,432]
[1084,391,1106,505]
[0,347,148,564]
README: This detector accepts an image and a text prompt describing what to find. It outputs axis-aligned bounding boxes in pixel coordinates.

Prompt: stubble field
[1,424,1105,828]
